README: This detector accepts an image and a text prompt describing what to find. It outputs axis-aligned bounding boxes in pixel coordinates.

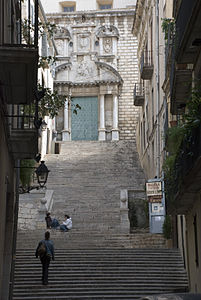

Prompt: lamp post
[35,161,50,188]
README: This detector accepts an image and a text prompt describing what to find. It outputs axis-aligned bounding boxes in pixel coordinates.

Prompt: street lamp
[35,161,50,188]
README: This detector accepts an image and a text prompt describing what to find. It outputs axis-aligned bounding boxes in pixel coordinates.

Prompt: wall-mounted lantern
[35,161,50,188]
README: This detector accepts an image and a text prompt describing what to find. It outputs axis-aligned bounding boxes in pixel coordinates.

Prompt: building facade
[163,0,201,293]
[132,0,173,179]
[134,0,201,293]
[0,0,57,297]
[0,0,39,298]
[41,0,139,142]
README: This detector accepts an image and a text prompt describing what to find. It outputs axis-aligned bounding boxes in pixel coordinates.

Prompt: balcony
[140,50,153,80]
[166,125,201,214]
[175,0,201,64]
[0,46,38,104]
[170,44,192,114]
[133,83,145,106]
[6,105,38,159]
[0,0,39,105]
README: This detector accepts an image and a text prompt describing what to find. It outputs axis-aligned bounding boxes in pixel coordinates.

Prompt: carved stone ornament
[78,34,90,51]
[103,37,112,53]
[96,25,119,39]
[55,26,71,39]
[56,39,64,55]
[77,61,93,78]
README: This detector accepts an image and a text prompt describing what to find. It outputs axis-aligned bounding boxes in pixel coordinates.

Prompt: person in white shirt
[60,215,72,232]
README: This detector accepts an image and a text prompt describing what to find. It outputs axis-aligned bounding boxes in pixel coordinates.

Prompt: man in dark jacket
[35,231,54,285]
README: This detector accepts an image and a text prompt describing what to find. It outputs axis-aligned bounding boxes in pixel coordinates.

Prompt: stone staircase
[13,232,188,299]
[16,229,167,249]
[45,141,146,233]
[12,141,189,299]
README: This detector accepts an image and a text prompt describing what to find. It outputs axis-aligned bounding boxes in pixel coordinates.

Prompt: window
[99,4,112,9]
[60,1,76,12]
[63,6,75,12]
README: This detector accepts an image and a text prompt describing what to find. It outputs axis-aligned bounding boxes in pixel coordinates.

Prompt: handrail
[2,0,38,48]
[134,83,145,97]
[140,50,153,70]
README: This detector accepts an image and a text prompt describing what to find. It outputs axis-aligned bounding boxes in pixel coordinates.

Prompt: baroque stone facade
[46,8,139,141]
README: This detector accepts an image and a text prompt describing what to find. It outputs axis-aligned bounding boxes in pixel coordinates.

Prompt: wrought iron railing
[133,83,145,98]
[6,104,37,130]
[165,24,174,70]
[2,0,38,47]
[140,50,153,71]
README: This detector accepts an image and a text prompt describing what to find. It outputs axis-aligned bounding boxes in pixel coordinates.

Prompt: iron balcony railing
[140,50,153,80]
[134,83,145,98]
[6,104,37,131]
[165,24,175,71]
[2,0,38,47]
[133,83,145,106]
[140,50,153,69]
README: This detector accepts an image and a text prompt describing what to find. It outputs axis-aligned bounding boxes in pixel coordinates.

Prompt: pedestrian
[35,231,55,285]
[60,214,72,232]
[45,212,60,229]
[45,212,52,229]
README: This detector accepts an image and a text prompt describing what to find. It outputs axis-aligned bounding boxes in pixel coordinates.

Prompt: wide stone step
[13,248,188,292]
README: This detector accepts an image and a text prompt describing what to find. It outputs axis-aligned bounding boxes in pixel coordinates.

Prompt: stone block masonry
[47,9,140,141]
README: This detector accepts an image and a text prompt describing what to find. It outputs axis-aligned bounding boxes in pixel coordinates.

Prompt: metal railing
[140,50,153,71]
[165,24,174,70]
[134,83,145,98]
[6,104,37,130]
[2,0,38,47]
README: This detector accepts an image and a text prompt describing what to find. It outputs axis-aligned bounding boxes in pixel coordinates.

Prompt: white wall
[40,0,136,13]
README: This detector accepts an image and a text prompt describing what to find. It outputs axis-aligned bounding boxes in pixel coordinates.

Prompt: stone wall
[18,190,54,230]
[47,9,139,141]
[116,14,139,140]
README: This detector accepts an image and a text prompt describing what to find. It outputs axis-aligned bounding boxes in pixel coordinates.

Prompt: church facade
[42,1,139,142]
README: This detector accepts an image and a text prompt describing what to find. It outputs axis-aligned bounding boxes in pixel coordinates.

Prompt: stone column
[41,121,47,159]
[64,39,68,56]
[99,38,103,56]
[98,94,106,141]
[120,189,129,233]
[73,32,76,51]
[112,94,119,140]
[62,99,70,141]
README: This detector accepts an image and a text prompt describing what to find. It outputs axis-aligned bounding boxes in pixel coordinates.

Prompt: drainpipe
[155,0,160,178]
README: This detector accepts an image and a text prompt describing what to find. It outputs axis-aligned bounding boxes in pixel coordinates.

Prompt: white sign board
[146,181,162,196]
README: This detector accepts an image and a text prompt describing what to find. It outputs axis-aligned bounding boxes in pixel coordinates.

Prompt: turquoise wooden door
[71,97,98,141]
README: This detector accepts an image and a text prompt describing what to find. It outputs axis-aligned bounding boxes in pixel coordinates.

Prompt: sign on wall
[146,179,165,234]
[146,181,162,196]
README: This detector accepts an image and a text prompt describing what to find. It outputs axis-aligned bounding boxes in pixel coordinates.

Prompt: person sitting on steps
[45,212,60,229]
[60,215,72,232]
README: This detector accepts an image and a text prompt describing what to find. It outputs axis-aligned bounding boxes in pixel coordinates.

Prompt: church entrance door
[71,97,98,141]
